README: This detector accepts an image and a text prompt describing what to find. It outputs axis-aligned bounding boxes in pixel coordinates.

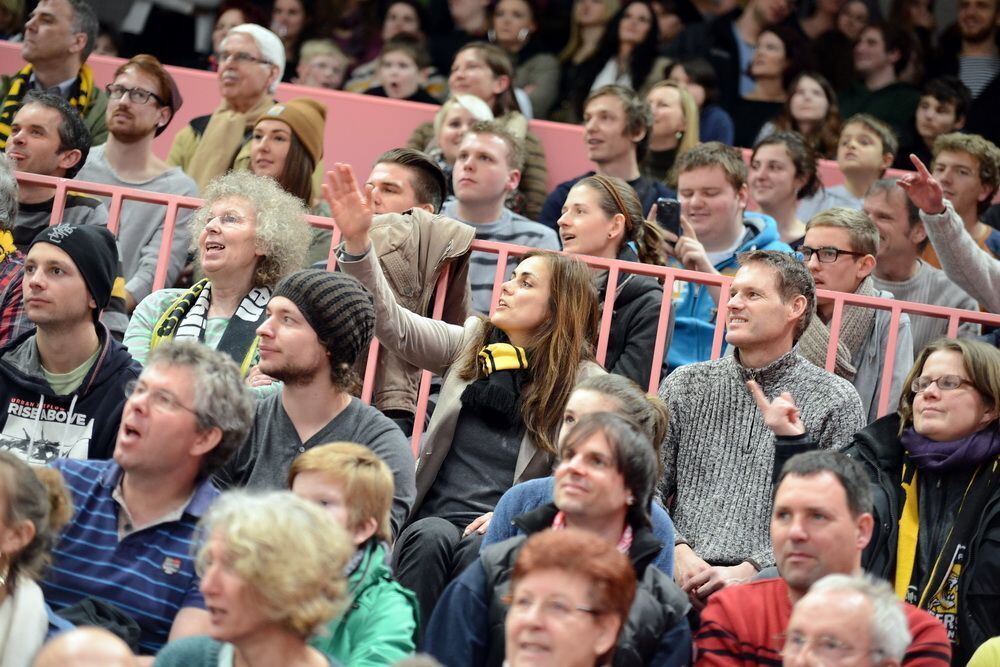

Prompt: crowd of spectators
[0,0,998,666]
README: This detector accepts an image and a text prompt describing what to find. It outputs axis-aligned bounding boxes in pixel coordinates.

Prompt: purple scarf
[901,426,1000,472]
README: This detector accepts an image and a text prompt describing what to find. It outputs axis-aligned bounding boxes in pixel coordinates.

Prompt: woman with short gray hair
[124,171,310,387]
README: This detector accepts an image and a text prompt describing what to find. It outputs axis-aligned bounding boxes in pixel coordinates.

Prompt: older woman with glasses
[124,171,309,389]
[754,338,1000,665]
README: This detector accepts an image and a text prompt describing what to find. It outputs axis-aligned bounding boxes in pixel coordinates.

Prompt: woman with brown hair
[0,452,72,663]
[759,72,842,159]
[557,174,669,387]
[326,161,605,629]
[748,131,822,246]
[407,42,549,220]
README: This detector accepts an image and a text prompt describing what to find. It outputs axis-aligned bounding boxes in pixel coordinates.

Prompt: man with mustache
[77,55,196,313]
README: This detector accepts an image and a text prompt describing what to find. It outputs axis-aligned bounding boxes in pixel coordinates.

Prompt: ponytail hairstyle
[572,373,669,472]
[578,174,667,266]
[0,453,73,593]
[460,251,599,455]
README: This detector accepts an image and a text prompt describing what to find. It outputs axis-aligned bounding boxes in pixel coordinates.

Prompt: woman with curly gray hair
[124,171,310,386]
[154,490,353,666]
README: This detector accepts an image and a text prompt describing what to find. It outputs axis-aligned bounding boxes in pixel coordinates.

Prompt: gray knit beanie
[272,269,375,366]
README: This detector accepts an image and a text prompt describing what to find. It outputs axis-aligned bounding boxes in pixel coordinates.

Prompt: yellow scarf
[0,63,96,149]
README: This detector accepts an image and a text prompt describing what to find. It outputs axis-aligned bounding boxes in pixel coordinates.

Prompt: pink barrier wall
[18,171,1000,453]
[0,43,593,190]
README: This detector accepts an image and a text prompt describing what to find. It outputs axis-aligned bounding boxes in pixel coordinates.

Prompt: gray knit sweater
[658,350,865,568]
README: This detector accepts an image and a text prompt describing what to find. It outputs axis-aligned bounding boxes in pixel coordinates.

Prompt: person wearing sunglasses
[752,337,1000,665]
[168,24,285,191]
[797,207,914,424]
[78,55,197,314]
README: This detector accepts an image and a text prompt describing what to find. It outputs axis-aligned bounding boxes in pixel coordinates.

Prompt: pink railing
[19,172,1000,454]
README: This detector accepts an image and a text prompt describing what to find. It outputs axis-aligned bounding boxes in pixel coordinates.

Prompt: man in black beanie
[214,269,416,538]
[0,224,141,463]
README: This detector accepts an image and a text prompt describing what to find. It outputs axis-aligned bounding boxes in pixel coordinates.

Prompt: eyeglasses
[124,380,198,415]
[782,631,878,663]
[798,246,869,263]
[216,50,272,66]
[105,84,165,106]
[206,212,246,227]
[505,593,599,621]
[911,374,975,394]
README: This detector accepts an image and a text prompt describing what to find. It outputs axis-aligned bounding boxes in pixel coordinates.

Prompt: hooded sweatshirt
[667,212,792,371]
[0,325,141,463]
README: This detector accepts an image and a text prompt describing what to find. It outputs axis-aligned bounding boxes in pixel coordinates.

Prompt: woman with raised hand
[557,174,668,387]
[154,491,353,666]
[124,171,310,386]
[752,338,1000,665]
[0,452,73,663]
[325,161,604,629]
[748,131,822,247]
[407,42,548,220]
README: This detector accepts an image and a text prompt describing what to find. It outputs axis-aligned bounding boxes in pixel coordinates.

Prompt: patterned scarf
[460,341,529,429]
[0,64,97,149]
[150,279,271,376]
[796,276,879,381]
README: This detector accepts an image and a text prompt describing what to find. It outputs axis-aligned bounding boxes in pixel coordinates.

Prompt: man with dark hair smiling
[215,269,416,537]
[660,250,863,611]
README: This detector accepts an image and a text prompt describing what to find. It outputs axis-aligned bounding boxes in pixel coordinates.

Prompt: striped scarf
[0,64,97,149]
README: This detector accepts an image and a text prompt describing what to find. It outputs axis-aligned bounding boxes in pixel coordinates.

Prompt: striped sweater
[658,350,865,567]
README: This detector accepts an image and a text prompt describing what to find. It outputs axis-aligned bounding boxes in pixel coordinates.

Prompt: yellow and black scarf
[895,456,1000,642]
[461,342,529,429]
[0,64,97,149]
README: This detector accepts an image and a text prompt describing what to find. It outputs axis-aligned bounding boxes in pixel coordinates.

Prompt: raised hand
[323,163,375,255]
[898,154,946,215]
[747,380,806,436]
[663,215,716,275]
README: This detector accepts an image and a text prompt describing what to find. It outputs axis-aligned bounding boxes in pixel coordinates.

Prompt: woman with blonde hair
[154,491,353,666]
[0,453,72,663]
[124,171,310,382]
[642,80,699,185]
[326,162,604,628]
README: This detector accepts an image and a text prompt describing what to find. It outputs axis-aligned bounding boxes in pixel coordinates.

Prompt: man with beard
[927,0,1000,146]
[214,269,416,538]
[78,55,197,313]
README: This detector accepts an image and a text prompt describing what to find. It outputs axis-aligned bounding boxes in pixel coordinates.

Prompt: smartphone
[655,197,682,237]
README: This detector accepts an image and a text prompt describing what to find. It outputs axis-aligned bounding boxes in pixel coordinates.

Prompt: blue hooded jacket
[666,212,792,372]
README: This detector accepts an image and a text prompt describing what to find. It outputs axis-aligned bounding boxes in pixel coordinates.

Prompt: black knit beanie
[273,269,375,366]
[29,224,117,312]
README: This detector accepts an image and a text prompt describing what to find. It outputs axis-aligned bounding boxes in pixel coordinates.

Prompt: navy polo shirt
[43,460,217,654]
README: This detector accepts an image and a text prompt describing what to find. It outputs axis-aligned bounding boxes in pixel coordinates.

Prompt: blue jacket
[667,213,792,372]
[699,105,735,145]
[481,477,676,576]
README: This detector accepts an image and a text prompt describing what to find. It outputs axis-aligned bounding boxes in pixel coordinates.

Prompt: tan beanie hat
[255,98,327,165]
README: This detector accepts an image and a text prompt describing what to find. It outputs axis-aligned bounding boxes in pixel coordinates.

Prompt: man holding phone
[666,142,793,372]
[538,84,674,231]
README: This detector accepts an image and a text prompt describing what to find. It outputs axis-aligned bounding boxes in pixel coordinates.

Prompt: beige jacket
[340,245,604,515]
[360,208,475,414]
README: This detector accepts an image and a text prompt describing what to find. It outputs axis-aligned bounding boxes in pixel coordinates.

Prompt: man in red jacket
[694,450,951,666]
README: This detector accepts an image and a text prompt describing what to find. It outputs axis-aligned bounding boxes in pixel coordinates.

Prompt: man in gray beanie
[215,269,416,538]
[0,224,141,463]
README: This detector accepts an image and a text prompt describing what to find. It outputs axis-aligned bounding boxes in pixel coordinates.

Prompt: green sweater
[310,542,419,666]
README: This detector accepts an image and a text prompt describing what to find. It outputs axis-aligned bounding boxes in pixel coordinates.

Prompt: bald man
[33,628,137,667]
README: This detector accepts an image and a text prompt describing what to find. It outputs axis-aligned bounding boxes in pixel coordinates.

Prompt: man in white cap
[167,24,285,191]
